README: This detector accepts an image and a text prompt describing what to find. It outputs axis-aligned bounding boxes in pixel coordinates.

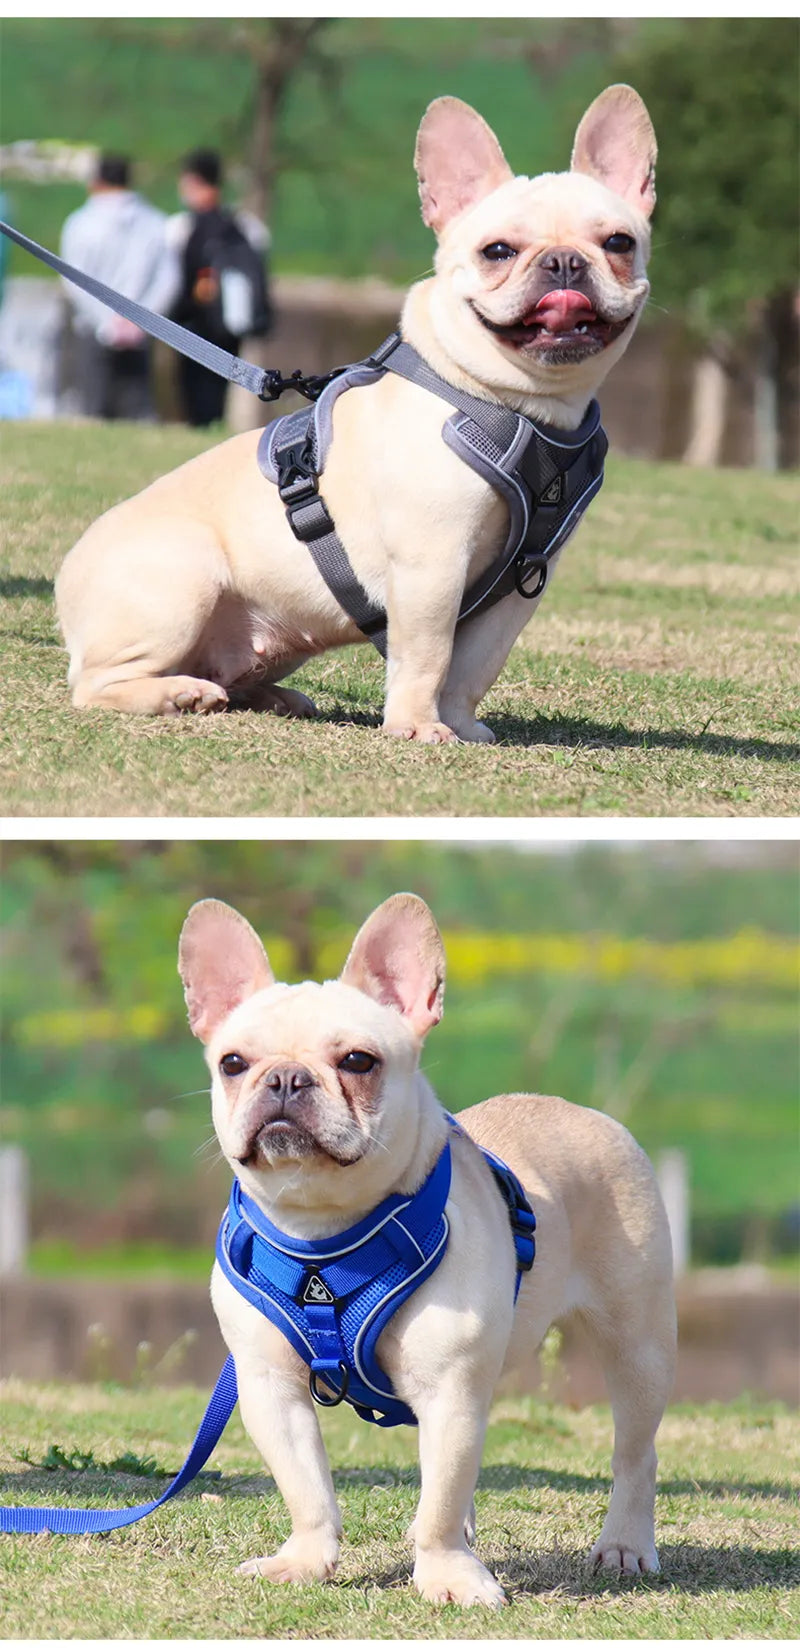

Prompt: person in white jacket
[60,154,179,420]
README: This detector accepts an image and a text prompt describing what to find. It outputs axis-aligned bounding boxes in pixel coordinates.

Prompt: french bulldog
[56,84,656,744]
[179,892,676,1607]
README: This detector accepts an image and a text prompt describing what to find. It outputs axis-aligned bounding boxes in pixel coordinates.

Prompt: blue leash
[0,1354,237,1535]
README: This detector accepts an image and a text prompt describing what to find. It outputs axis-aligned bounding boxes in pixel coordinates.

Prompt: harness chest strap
[259,331,608,658]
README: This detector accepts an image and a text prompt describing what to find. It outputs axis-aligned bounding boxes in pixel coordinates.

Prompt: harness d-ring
[514,553,548,599]
[309,1362,350,1407]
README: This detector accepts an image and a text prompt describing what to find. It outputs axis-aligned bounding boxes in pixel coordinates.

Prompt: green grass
[0,1381,797,1638]
[1,420,797,817]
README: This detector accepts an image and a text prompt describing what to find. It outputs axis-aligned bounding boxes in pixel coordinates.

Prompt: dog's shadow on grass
[0,576,54,601]
[490,1541,800,1598]
[357,1542,800,1601]
[311,700,798,763]
[486,710,798,763]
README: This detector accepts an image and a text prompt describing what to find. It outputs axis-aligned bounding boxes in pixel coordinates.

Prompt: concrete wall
[2,1274,797,1404]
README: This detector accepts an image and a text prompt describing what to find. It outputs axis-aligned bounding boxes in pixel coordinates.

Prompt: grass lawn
[1,419,797,818]
[0,1380,797,1638]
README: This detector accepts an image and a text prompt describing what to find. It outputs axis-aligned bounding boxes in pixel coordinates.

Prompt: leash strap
[0,1354,237,1534]
[0,219,278,400]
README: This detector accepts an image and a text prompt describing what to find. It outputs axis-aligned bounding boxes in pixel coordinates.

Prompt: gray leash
[0,219,338,403]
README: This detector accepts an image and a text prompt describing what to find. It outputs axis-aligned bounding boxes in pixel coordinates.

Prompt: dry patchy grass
[0,1382,798,1638]
[1,420,797,818]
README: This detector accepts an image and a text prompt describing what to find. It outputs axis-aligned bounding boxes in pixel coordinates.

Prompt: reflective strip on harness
[258,331,608,656]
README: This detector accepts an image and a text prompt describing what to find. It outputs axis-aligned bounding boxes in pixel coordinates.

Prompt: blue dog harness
[215,1125,535,1429]
[0,1124,533,1533]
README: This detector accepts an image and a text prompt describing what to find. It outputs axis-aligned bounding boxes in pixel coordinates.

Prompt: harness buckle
[309,1362,350,1408]
[275,436,336,540]
[514,552,548,600]
[276,435,316,498]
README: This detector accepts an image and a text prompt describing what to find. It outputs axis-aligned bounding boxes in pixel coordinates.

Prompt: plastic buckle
[276,437,317,504]
[514,552,548,600]
[309,1362,350,1408]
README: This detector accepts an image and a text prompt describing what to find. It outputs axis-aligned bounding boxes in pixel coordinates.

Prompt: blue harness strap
[0,1125,534,1535]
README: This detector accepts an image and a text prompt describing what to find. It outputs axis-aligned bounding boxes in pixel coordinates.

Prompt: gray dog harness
[258,331,608,657]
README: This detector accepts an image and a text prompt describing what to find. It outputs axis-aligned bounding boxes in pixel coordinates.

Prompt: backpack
[183,209,272,342]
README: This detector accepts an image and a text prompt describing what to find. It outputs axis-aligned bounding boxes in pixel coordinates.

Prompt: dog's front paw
[238,1530,340,1585]
[413,1548,507,1608]
[383,720,459,745]
[590,1535,660,1577]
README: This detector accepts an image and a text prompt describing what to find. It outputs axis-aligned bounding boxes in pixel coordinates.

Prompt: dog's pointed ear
[341,893,445,1041]
[178,899,274,1043]
[571,84,657,219]
[415,97,514,235]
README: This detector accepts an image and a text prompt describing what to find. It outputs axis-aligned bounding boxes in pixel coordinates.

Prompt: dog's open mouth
[471,289,631,358]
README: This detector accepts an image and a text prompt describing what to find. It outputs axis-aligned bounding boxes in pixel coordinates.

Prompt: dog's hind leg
[57,518,231,715]
[578,1287,676,1575]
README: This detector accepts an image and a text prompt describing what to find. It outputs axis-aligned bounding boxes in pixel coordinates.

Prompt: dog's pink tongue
[529,289,596,333]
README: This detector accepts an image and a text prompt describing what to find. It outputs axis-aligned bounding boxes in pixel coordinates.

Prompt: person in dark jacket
[167,148,272,427]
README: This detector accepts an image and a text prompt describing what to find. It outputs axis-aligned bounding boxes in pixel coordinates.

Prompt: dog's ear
[341,893,445,1040]
[178,899,274,1043]
[415,97,513,235]
[571,84,657,218]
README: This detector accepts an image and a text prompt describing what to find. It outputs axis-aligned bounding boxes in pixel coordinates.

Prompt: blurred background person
[167,147,273,428]
[60,153,179,421]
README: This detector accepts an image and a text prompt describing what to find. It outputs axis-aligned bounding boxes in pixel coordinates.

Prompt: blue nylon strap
[0,1354,238,1535]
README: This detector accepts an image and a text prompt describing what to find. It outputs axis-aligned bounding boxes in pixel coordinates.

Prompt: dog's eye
[220,1052,249,1077]
[480,241,518,262]
[338,1051,378,1075]
[603,232,635,255]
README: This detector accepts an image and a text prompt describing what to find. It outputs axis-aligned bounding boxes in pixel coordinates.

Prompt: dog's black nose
[538,246,589,284]
[264,1064,314,1105]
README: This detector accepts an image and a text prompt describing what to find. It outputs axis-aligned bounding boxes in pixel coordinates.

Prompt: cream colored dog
[57,85,656,743]
[179,892,676,1607]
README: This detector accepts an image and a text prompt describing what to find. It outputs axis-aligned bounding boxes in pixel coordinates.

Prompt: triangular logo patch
[540,475,563,505]
[302,1272,335,1306]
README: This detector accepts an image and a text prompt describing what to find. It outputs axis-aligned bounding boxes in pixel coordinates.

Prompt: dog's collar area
[259,330,608,657]
[216,1121,535,1429]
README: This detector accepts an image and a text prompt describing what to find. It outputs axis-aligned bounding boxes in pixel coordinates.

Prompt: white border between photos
[2,817,798,843]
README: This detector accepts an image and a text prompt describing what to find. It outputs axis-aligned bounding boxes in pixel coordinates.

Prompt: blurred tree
[87,19,337,220]
[192,20,336,221]
[612,18,799,468]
